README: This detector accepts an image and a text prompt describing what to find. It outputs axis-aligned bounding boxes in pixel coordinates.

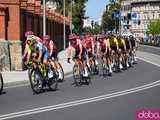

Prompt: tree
[101,1,121,32]
[72,0,88,34]
[147,19,160,36]
[50,0,88,34]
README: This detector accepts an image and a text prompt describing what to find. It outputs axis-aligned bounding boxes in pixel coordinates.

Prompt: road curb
[4,71,73,88]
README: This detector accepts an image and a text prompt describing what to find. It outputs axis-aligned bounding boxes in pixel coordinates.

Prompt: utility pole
[70,0,73,34]
[63,0,66,49]
[43,0,46,36]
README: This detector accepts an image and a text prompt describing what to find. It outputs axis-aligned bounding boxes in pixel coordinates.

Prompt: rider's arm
[116,39,119,50]
[49,41,54,56]
[91,39,95,55]
[23,44,31,63]
[104,40,108,53]
[79,43,83,57]
[97,42,100,56]
[36,44,43,62]
[107,39,111,51]
[23,44,28,58]
[122,39,127,51]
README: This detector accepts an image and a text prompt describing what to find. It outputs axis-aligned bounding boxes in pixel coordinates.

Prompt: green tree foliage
[72,0,88,34]
[50,0,88,34]
[147,19,160,36]
[101,1,121,32]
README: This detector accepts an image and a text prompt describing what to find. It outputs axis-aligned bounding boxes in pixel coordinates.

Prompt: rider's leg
[52,52,63,80]
[83,52,89,77]
[118,49,123,70]
[126,50,130,68]
[106,49,112,73]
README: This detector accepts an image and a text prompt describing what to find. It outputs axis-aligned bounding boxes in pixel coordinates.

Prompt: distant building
[120,0,160,38]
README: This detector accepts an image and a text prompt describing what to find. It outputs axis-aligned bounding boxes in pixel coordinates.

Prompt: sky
[85,0,109,24]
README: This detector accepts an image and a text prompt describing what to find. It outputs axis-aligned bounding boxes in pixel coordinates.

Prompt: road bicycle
[0,72,3,94]
[27,60,58,94]
[101,54,110,77]
[88,55,99,75]
[73,58,91,86]
[50,57,64,82]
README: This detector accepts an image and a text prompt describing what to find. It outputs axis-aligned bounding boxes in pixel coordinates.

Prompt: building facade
[0,0,70,71]
[120,0,160,38]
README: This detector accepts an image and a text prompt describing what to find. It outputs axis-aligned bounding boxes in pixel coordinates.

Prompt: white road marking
[137,57,160,67]
[0,80,160,120]
[1,53,160,119]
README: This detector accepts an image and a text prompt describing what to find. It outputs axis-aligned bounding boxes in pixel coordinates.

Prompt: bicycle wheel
[0,73,3,94]
[47,67,58,91]
[102,62,108,77]
[28,68,43,94]
[94,62,99,75]
[57,62,64,82]
[73,64,82,86]
[84,66,92,85]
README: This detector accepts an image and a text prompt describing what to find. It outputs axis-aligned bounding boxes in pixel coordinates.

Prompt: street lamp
[63,0,66,49]
[43,0,46,36]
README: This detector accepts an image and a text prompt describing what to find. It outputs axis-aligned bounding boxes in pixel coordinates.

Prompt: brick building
[0,0,70,71]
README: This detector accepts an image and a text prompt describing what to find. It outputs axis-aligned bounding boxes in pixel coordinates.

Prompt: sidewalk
[136,51,160,67]
[1,50,74,84]
[140,44,160,50]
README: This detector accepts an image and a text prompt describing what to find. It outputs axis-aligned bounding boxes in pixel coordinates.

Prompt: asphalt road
[0,57,160,120]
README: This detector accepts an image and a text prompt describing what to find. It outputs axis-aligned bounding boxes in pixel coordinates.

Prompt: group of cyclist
[0,31,138,94]
[67,32,137,77]
[22,31,137,85]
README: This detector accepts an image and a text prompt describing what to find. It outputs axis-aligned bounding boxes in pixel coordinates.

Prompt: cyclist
[129,35,137,64]
[23,34,49,66]
[104,35,112,74]
[117,35,126,69]
[82,33,96,69]
[124,36,131,67]
[23,31,44,63]
[43,35,63,80]
[109,34,119,69]
[67,34,89,77]
[98,35,112,74]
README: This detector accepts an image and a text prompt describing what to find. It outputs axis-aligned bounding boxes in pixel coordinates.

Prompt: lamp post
[70,0,73,34]
[43,0,46,36]
[63,0,66,49]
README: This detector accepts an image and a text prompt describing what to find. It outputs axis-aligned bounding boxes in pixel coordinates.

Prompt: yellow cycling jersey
[110,37,118,46]
[118,38,125,47]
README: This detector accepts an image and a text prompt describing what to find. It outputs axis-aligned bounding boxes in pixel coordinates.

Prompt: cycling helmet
[69,34,77,41]
[43,35,51,40]
[26,35,36,44]
[25,31,34,37]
